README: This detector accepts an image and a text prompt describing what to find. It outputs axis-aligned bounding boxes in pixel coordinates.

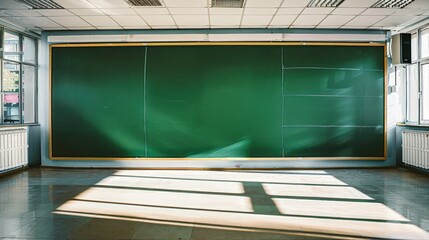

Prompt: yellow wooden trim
[50,157,387,161]
[49,42,387,161]
[384,44,388,158]
[50,42,385,48]
[49,45,53,159]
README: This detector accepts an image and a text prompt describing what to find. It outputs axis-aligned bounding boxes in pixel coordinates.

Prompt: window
[421,28,429,59]
[404,26,429,125]
[412,32,418,62]
[0,30,37,124]
[407,64,419,123]
[422,63,429,121]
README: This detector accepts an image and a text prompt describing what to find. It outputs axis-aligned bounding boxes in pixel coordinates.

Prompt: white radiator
[0,127,28,172]
[402,131,429,170]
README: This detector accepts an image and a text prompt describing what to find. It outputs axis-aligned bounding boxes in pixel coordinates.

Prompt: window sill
[396,122,429,128]
[0,123,40,128]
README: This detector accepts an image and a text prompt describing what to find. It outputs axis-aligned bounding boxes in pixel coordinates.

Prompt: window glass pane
[3,93,20,123]
[412,32,418,61]
[22,65,35,123]
[22,36,36,64]
[422,63,429,121]
[2,61,20,92]
[422,28,429,59]
[407,64,419,122]
[4,32,20,62]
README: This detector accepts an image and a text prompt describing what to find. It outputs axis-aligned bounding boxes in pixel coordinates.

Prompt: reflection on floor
[0,168,428,240]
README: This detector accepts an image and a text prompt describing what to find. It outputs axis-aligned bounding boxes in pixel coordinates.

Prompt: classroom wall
[39,29,397,169]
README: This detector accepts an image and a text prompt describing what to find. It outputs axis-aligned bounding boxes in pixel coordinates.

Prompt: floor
[0,168,428,240]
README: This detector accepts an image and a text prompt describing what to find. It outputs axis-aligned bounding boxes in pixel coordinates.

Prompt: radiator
[0,128,28,172]
[402,131,429,170]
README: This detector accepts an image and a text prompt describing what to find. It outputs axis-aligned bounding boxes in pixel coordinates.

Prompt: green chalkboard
[50,44,385,159]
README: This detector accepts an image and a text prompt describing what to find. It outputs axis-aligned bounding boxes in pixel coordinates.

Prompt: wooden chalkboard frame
[49,42,387,161]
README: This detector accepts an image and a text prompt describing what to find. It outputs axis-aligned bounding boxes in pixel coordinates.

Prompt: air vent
[211,0,244,8]
[125,0,162,7]
[307,0,345,7]
[15,0,64,9]
[372,0,415,8]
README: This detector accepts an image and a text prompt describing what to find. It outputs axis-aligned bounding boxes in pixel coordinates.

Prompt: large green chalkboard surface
[50,44,385,159]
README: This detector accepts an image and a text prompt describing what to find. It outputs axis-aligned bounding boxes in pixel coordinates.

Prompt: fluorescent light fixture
[125,0,163,7]
[307,0,345,8]
[372,0,415,8]
[15,0,64,9]
[211,0,244,8]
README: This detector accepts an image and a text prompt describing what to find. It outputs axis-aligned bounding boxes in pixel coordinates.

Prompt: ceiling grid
[0,0,427,32]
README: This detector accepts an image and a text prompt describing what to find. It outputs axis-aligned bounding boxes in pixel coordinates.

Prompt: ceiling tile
[340,0,379,7]
[344,15,386,26]
[163,0,207,7]
[209,8,243,15]
[68,8,104,16]
[282,0,311,7]
[361,8,398,15]
[0,11,10,17]
[122,26,151,29]
[211,25,240,28]
[19,17,61,28]
[96,26,123,29]
[87,0,130,8]
[289,25,315,28]
[81,15,119,27]
[244,8,277,15]
[270,15,297,26]
[53,0,96,8]
[292,14,326,25]
[241,15,272,26]
[210,15,241,25]
[1,16,34,28]
[149,25,177,29]
[0,0,27,9]
[142,15,175,25]
[318,15,354,26]
[277,8,303,14]
[373,15,415,27]
[393,9,428,15]
[111,15,147,27]
[169,8,208,14]
[331,8,366,15]
[101,8,137,15]
[177,25,209,29]
[341,25,368,29]
[404,0,429,9]
[301,8,334,15]
[36,9,74,17]
[245,0,283,7]
[5,10,41,17]
[68,26,97,30]
[240,25,270,28]
[316,25,340,29]
[135,8,170,15]
[42,27,69,30]
[173,15,209,25]
[49,16,92,27]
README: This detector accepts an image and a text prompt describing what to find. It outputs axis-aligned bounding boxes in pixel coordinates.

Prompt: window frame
[0,27,38,125]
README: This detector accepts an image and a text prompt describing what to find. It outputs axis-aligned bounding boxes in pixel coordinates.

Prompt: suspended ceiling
[0,0,428,32]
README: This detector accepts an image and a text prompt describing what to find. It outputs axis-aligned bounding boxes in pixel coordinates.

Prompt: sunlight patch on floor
[55,170,429,240]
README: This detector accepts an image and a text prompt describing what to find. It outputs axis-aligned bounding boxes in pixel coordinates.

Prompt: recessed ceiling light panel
[125,0,163,7]
[15,0,64,9]
[211,0,244,8]
[372,0,415,8]
[307,0,345,8]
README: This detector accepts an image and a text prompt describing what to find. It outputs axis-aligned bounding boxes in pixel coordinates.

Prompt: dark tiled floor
[0,167,428,240]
